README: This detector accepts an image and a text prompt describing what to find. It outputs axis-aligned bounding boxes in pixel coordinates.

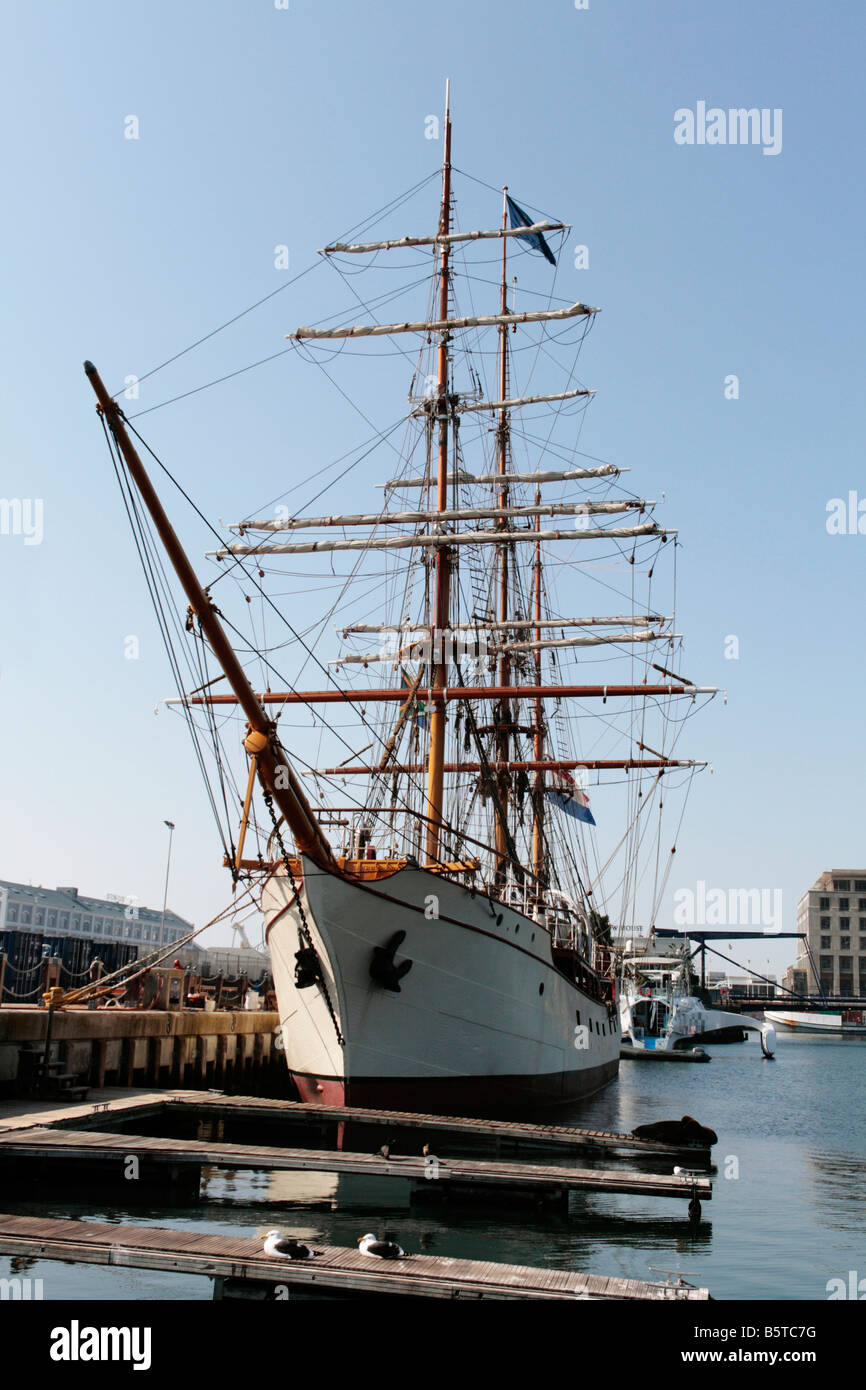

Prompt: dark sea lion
[632,1114,718,1146]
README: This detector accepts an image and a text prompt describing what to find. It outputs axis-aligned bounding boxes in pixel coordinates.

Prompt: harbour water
[2,1033,863,1301]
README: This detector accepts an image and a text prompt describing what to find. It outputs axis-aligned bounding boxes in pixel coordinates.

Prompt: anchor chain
[262,788,345,1047]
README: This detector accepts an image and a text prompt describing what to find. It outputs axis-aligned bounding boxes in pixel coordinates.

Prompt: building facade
[795,870,866,996]
[0,880,194,955]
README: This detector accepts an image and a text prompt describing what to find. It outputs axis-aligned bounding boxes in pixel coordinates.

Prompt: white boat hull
[767,1010,866,1037]
[264,858,619,1113]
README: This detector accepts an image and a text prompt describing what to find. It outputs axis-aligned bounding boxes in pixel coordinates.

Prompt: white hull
[264,858,619,1113]
[767,1010,866,1037]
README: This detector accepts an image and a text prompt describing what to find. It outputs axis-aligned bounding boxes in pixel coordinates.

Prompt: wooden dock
[172,1092,715,1156]
[0,1088,715,1159]
[0,1125,712,1207]
[0,1214,710,1300]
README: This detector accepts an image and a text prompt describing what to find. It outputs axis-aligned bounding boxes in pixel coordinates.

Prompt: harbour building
[794,870,866,996]
[0,879,198,997]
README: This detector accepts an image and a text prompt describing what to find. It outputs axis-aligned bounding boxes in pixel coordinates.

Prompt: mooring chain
[262,788,345,1047]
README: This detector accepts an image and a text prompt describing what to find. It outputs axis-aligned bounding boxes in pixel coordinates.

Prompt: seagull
[673,1166,702,1178]
[378,1143,391,1160]
[263,1230,320,1260]
[358,1233,405,1259]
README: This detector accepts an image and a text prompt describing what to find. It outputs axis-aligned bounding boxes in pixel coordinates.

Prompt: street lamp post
[161,820,175,948]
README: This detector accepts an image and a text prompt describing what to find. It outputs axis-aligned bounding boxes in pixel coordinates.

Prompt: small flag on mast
[400,667,428,731]
[546,769,595,825]
[505,195,557,267]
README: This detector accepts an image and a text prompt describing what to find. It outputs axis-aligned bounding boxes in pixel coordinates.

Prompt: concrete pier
[0,1006,284,1098]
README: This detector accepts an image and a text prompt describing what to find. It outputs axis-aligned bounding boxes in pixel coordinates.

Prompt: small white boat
[765,1009,866,1037]
[619,946,775,1058]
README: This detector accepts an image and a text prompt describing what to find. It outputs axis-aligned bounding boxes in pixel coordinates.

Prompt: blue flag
[546,770,596,825]
[506,195,557,267]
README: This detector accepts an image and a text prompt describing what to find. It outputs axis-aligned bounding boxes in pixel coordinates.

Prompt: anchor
[294,947,322,990]
[370,930,413,993]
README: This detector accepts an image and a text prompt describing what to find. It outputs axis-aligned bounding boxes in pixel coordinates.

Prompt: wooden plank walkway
[0,1090,172,1134]
[166,1092,714,1155]
[0,1214,710,1299]
[0,1127,712,1203]
[0,1088,714,1158]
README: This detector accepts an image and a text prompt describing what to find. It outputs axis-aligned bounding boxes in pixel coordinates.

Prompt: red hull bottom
[290,1060,618,1118]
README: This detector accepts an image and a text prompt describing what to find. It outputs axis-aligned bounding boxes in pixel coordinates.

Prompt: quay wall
[0,1007,288,1097]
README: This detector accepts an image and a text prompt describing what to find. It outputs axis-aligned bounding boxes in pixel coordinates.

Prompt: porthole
[539,982,545,995]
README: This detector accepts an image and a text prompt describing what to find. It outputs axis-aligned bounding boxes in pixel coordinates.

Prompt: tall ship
[85,87,716,1113]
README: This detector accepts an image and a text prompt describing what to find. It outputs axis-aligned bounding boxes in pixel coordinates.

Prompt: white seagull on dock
[358,1233,405,1259]
[263,1230,319,1260]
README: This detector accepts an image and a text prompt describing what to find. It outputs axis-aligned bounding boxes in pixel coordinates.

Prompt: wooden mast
[494,188,512,884]
[531,490,546,884]
[424,81,453,867]
[83,361,336,873]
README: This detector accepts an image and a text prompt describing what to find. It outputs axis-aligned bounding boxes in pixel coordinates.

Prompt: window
[838,899,850,912]
[821,937,831,949]
[819,897,830,910]
[840,918,850,930]
[47,912,56,929]
[60,914,68,929]
[82,917,91,931]
[7,906,18,923]
[21,907,31,924]
[820,917,830,929]
[95,923,103,935]
[855,881,866,891]
[819,956,833,971]
[841,938,851,950]
[859,900,866,912]
[839,956,852,970]
[834,880,851,891]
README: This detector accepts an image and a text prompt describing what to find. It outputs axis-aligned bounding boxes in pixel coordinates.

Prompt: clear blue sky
[1,0,863,976]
